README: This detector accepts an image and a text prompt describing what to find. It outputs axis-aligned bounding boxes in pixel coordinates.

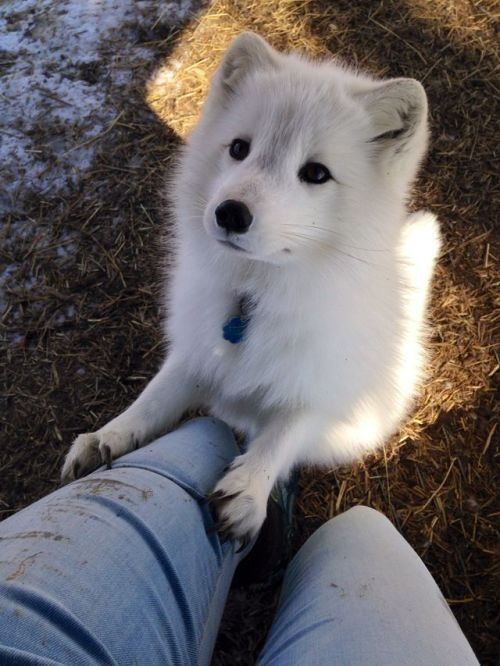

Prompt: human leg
[0,418,246,666]
[258,506,478,665]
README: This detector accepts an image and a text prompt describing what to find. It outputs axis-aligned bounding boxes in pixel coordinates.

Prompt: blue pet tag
[223,315,249,344]
[222,296,252,344]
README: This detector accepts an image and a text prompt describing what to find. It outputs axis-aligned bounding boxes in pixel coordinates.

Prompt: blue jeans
[0,418,478,665]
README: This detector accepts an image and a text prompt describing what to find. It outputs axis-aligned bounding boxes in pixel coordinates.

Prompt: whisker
[282,223,388,253]
[281,230,379,267]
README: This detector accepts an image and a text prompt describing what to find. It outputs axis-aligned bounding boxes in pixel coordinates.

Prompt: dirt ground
[1,0,498,663]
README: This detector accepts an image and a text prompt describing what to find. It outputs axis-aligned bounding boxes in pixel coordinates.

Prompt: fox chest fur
[166,236,404,429]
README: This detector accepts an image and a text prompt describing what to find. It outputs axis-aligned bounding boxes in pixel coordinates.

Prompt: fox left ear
[216,32,281,96]
[361,78,428,148]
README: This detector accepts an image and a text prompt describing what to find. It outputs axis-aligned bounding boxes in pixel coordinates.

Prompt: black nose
[215,200,253,234]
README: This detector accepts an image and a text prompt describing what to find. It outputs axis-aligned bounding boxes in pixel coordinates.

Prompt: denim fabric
[258,506,479,666]
[0,418,242,665]
[0,420,478,665]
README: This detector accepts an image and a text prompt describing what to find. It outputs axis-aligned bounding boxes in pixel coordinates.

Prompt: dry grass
[1,0,498,663]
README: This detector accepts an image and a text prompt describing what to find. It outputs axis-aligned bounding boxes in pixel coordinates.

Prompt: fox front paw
[61,428,140,484]
[209,456,270,548]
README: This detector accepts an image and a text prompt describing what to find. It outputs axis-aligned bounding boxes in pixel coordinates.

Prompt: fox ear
[362,78,428,148]
[216,32,280,95]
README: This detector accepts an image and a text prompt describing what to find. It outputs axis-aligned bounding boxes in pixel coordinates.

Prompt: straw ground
[1,1,498,663]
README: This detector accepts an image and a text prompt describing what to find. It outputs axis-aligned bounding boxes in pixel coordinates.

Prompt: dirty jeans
[0,418,478,665]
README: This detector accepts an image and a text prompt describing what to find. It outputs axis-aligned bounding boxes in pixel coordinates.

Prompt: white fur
[62,34,441,541]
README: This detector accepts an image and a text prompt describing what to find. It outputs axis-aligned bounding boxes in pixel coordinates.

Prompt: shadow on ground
[1,1,497,663]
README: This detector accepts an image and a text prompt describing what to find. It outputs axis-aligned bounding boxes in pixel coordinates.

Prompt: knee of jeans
[334,505,395,533]
[111,417,240,500]
[343,505,385,520]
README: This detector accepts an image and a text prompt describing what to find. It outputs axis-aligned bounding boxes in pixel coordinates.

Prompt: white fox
[62,33,441,543]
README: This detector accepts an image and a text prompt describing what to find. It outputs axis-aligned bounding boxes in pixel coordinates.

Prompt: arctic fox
[62,33,441,543]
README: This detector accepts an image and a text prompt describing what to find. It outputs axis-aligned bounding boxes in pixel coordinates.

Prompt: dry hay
[1,0,498,663]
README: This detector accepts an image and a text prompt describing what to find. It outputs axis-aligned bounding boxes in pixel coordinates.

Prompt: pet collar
[223,295,252,344]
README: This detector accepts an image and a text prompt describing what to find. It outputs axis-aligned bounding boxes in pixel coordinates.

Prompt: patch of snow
[1,219,36,249]
[1,264,18,282]
[151,58,183,85]
[55,231,78,260]
[53,302,76,326]
[8,332,26,347]
[0,263,17,312]
[0,0,196,316]
[56,242,76,259]
[0,0,195,212]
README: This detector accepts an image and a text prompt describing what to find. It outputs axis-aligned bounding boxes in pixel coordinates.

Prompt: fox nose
[215,200,253,234]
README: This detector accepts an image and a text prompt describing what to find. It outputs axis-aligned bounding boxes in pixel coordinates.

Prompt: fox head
[176,33,429,265]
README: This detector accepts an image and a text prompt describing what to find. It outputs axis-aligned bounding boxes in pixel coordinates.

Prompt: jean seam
[197,545,234,665]
[105,462,206,500]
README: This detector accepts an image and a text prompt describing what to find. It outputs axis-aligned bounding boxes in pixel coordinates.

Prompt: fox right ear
[216,32,281,96]
[361,78,428,149]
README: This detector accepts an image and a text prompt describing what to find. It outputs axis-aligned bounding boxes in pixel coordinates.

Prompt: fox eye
[298,162,332,184]
[229,138,250,161]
